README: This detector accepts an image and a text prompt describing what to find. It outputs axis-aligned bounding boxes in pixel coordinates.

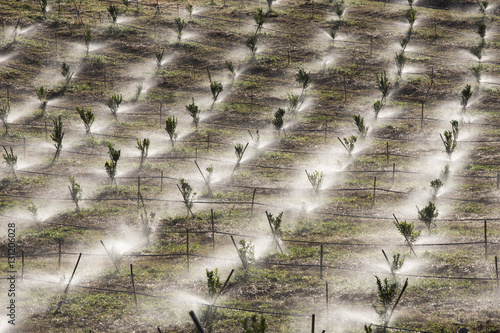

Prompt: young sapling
[186,4,194,18]
[287,93,299,118]
[185,98,200,128]
[417,201,438,232]
[395,51,407,78]
[178,178,196,217]
[108,5,119,24]
[242,315,267,333]
[296,67,311,97]
[207,67,223,110]
[2,146,17,180]
[155,49,164,71]
[105,143,120,185]
[107,93,123,121]
[136,137,150,168]
[245,35,258,57]
[83,26,91,57]
[353,114,368,140]
[138,193,155,246]
[28,201,41,223]
[68,176,82,211]
[341,135,357,155]
[50,116,64,165]
[460,84,473,113]
[237,239,255,270]
[0,101,10,136]
[175,17,185,42]
[253,7,266,35]
[430,179,443,198]
[75,107,95,136]
[305,170,324,196]
[272,108,286,136]
[165,116,178,147]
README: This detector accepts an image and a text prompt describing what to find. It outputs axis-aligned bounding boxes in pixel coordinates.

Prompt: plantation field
[1,0,500,332]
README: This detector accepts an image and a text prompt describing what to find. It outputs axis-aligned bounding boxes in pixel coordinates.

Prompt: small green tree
[186,98,200,128]
[76,107,95,136]
[108,5,119,24]
[305,170,324,196]
[206,165,214,186]
[430,179,443,198]
[296,67,311,97]
[35,86,47,113]
[287,93,299,118]
[155,49,164,71]
[470,44,483,61]
[175,17,185,42]
[68,176,82,211]
[441,130,457,159]
[373,276,397,327]
[417,201,438,232]
[477,20,486,39]
[0,101,10,136]
[105,143,120,185]
[272,108,285,136]
[132,83,143,102]
[237,239,255,270]
[83,26,92,57]
[242,315,267,333]
[470,65,482,85]
[50,116,64,165]
[334,2,345,18]
[138,192,155,246]
[440,164,450,182]
[60,62,74,93]
[38,0,48,16]
[391,253,405,272]
[28,201,41,223]
[376,71,391,103]
[373,100,382,118]
[266,211,283,250]
[165,116,178,147]
[266,0,275,12]
[342,135,357,155]
[451,120,459,141]
[328,26,338,43]
[406,9,416,28]
[395,51,406,78]
[178,178,196,217]
[207,67,223,110]
[478,1,488,14]
[245,35,258,57]
[233,143,248,172]
[353,114,369,140]
[136,137,150,168]
[393,219,420,248]
[107,93,123,121]
[460,84,473,114]
[253,7,266,35]
[206,268,223,298]
[186,3,194,18]
[2,146,17,180]
[225,60,236,83]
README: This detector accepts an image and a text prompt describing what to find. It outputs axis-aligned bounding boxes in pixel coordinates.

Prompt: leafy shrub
[373,276,397,326]
[2,146,17,180]
[136,138,150,168]
[417,201,438,232]
[107,93,123,121]
[108,5,119,23]
[175,17,185,41]
[306,170,324,195]
[393,219,420,247]
[242,315,267,333]
[460,84,472,113]
[186,98,200,128]
[245,35,258,57]
[253,7,266,34]
[353,114,368,140]
[165,116,178,147]
[50,116,64,165]
[68,176,82,211]
[430,179,443,198]
[296,67,311,96]
[272,108,285,136]
[104,143,120,185]
[237,239,255,270]
[76,107,95,136]
[179,178,196,217]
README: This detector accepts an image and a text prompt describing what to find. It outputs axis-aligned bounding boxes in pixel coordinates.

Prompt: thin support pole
[55,253,82,314]
[495,256,499,288]
[194,160,213,196]
[386,142,389,163]
[386,278,409,327]
[250,188,256,220]
[392,163,395,186]
[420,102,424,132]
[382,249,397,282]
[496,173,499,190]
[311,314,315,333]
[130,264,137,308]
[137,176,141,210]
[326,282,329,332]
[160,170,163,192]
[320,244,324,279]
[484,220,488,260]
[189,310,206,333]
[211,209,215,252]
[58,239,62,271]
[186,229,190,273]
[21,250,24,280]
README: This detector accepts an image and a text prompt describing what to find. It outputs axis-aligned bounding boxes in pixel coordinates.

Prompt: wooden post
[420,101,424,132]
[326,282,329,332]
[250,188,256,220]
[186,229,190,273]
[484,220,488,260]
[496,173,499,189]
[373,176,376,206]
[211,209,215,251]
[386,142,389,163]
[130,264,138,308]
[320,244,324,279]
[55,253,82,314]
[324,120,327,143]
[392,163,395,186]
[311,314,315,333]
[21,250,24,280]
[495,256,499,288]
[58,238,62,270]
[160,170,163,192]
[159,102,162,129]
[189,310,206,333]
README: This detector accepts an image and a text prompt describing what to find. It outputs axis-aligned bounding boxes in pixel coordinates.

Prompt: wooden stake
[55,253,82,313]
[311,314,315,333]
[382,249,397,282]
[100,240,119,272]
[325,282,329,332]
[21,250,24,280]
[484,220,488,260]
[58,239,62,271]
[392,163,396,186]
[386,278,409,326]
[320,244,324,279]
[386,142,389,163]
[420,101,424,132]
[250,188,256,220]
[130,264,137,308]
[189,310,206,333]
[186,229,190,273]
[160,170,163,192]
[372,176,376,206]
[137,176,141,210]
[211,209,215,251]
[495,256,499,288]
[194,160,213,196]
[496,173,499,190]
